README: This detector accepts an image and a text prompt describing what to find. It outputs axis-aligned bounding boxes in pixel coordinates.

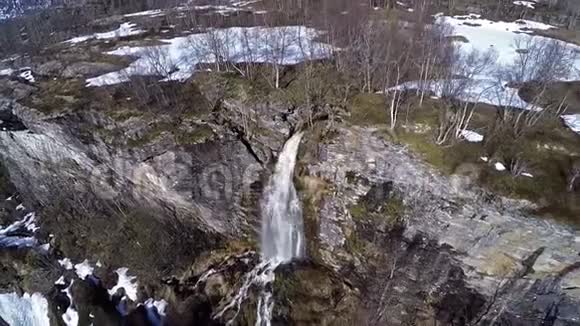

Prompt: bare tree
[568,158,580,192]
[433,48,497,145]
[565,0,580,30]
[489,36,576,141]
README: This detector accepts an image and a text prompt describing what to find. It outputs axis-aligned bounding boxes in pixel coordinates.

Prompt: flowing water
[0,292,50,326]
[214,132,305,326]
[260,131,305,263]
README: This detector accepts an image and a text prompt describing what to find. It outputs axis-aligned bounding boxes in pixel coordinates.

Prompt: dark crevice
[211,109,264,166]
[470,247,546,325]
[0,109,27,131]
[236,132,264,166]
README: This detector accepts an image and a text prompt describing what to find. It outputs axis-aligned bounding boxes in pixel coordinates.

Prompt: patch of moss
[349,202,367,221]
[273,272,299,305]
[175,125,215,145]
[127,122,173,147]
[349,196,405,229]
[398,132,447,168]
[345,229,367,254]
[224,238,258,253]
[481,172,543,200]
[272,263,358,324]
[193,71,272,104]
[296,175,329,261]
[25,78,88,113]
[108,108,144,121]
[396,131,482,174]
[347,93,388,126]
[382,196,405,225]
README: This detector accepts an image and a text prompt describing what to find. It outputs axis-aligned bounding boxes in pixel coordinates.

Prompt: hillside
[0,0,580,325]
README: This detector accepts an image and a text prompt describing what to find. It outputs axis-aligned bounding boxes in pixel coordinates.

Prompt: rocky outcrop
[0,95,269,235]
[304,125,580,325]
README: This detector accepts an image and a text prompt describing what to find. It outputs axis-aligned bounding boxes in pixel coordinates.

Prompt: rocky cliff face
[0,72,579,325]
[303,125,580,325]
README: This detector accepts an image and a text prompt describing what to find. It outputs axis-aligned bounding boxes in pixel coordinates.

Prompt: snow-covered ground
[74,259,95,279]
[123,0,264,18]
[436,15,569,68]
[392,14,580,134]
[0,292,50,326]
[86,26,333,86]
[391,78,541,111]
[108,267,139,301]
[65,22,144,44]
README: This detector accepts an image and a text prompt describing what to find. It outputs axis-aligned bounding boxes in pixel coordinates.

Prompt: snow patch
[108,267,139,301]
[390,78,540,111]
[0,292,50,326]
[18,68,35,83]
[513,1,535,9]
[65,23,144,44]
[86,26,333,86]
[561,114,580,133]
[0,68,13,76]
[460,129,484,142]
[74,259,94,279]
[437,15,559,68]
[480,156,489,162]
[59,258,74,270]
[62,281,79,326]
[522,172,534,178]
[494,162,507,171]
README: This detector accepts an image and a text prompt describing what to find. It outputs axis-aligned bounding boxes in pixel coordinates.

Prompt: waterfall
[214,132,305,326]
[0,292,50,326]
[261,131,305,263]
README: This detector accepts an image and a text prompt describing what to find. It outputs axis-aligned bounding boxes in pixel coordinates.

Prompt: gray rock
[35,61,64,77]
[307,125,580,325]
[61,61,121,78]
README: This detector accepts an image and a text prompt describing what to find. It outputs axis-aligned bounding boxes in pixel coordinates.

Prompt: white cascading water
[213,132,305,326]
[260,131,305,263]
[0,292,50,326]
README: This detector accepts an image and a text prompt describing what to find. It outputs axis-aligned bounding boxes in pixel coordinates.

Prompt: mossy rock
[349,195,405,228]
[175,125,215,146]
[273,262,360,325]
